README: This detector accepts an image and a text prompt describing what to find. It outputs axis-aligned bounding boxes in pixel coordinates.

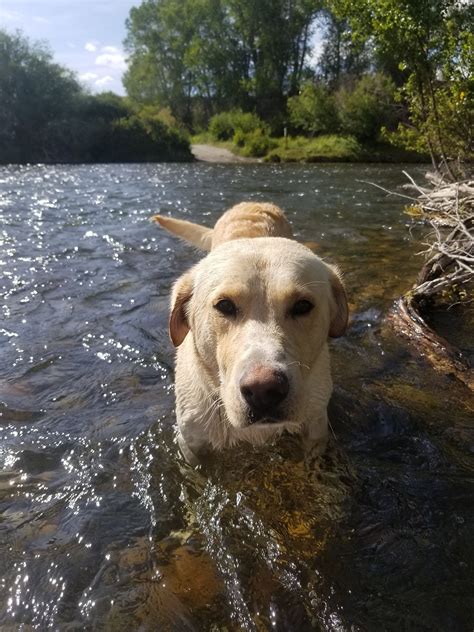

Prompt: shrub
[90,114,192,162]
[266,134,361,162]
[233,129,246,147]
[287,83,339,135]
[209,109,268,141]
[208,109,273,157]
[336,73,397,142]
[209,111,236,140]
[239,130,276,157]
[383,80,473,163]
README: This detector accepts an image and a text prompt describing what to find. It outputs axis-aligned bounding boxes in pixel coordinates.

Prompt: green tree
[225,0,322,123]
[317,10,371,88]
[0,30,192,164]
[0,30,83,162]
[326,0,474,174]
[124,0,322,128]
[287,82,338,134]
[337,73,396,142]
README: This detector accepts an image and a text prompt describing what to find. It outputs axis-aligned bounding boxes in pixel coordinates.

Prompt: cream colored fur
[153,202,293,252]
[154,203,348,464]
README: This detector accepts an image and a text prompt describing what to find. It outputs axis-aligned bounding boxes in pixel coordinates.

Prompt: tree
[337,73,396,142]
[317,10,371,88]
[326,0,474,174]
[0,30,83,162]
[0,30,192,164]
[124,0,322,128]
[225,0,321,122]
[287,82,338,134]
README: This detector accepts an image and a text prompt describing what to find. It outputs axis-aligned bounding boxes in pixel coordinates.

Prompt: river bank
[191,143,259,163]
[192,133,428,164]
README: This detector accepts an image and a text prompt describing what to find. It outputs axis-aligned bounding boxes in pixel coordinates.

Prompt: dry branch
[386,173,473,389]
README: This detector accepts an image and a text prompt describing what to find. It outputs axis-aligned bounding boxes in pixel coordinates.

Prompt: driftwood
[386,174,474,390]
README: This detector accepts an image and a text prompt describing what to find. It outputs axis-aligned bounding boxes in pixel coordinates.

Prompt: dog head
[169,237,347,433]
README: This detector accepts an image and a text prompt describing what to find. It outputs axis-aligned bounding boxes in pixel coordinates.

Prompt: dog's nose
[240,366,289,419]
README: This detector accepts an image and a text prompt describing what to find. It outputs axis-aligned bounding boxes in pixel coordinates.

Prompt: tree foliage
[288,83,338,135]
[326,0,474,171]
[317,10,371,88]
[337,73,397,141]
[2,1,472,165]
[124,0,322,128]
[0,30,82,162]
[0,30,192,164]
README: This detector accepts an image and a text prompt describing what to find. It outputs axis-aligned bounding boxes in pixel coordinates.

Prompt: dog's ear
[153,215,213,251]
[169,270,194,347]
[328,267,348,338]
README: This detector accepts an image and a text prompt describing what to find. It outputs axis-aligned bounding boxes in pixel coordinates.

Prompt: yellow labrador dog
[153,203,348,464]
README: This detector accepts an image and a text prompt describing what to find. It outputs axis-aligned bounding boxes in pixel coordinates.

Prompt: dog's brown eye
[214,299,237,317]
[290,299,314,317]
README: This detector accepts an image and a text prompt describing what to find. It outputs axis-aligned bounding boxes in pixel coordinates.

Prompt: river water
[0,163,472,631]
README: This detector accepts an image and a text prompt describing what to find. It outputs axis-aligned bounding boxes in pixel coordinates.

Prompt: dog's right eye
[214,299,238,317]
[290,299,314,317]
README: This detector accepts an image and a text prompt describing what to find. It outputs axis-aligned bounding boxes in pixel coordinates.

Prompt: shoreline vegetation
[191,135,429,164]
[1,1,472,170]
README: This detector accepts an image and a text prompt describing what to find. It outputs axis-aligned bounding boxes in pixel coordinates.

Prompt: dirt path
[191,144,259,163]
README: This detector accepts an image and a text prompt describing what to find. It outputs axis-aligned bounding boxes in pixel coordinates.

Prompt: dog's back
[153,202,293,251]
[211,202,293,247]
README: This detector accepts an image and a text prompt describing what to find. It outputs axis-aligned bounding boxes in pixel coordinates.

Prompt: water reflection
[0,163,472,630]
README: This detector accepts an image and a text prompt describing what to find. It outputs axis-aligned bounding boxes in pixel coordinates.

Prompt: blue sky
[0,0,140,94]
[1,0,325,96]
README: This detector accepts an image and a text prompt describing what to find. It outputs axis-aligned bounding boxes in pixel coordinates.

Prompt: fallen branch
[386,173,473,389]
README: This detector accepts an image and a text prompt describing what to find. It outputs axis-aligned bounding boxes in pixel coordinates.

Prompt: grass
[265,135,361,162]
[191,132,428,163]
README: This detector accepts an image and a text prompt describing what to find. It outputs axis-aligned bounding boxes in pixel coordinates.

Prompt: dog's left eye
[214,299,238,317]
[290,299,314,317]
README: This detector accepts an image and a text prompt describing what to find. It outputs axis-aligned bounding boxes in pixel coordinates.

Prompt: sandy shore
[191,144,259,163]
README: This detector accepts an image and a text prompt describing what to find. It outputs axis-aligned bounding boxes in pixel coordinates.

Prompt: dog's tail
[152,215,213,251]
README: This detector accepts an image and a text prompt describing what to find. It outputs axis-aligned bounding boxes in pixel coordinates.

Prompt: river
[0,163,472,630]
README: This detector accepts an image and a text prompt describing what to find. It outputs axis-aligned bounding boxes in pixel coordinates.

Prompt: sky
[0,0,140,95]
[1,0,325,97]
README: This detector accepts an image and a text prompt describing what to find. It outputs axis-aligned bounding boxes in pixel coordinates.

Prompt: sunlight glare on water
[0,163,473,630]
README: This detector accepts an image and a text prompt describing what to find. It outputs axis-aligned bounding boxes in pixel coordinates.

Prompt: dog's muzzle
[239,365,289,424]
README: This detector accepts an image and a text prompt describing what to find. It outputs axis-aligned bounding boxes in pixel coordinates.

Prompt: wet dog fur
[153,203,348,464]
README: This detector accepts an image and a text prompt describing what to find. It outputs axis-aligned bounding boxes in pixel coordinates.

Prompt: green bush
[266,134,361,162]
[233,129,246,147]
[337,73,397,142]
[0,29,193,164]
[287,83,339,135]
[208,109,273,157]
[91,114,191,162]
[209,109,268,141]
[239,130,276,157]
[209,111,236,140]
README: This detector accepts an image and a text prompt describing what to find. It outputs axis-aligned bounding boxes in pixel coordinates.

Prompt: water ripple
[0,163,472,630]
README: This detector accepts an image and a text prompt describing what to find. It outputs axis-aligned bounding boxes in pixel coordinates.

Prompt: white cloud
[85,42,97,52]
[101,45,120,54]
[80,72,99,82]
[95,76,114,88]
[95,51,126,71]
